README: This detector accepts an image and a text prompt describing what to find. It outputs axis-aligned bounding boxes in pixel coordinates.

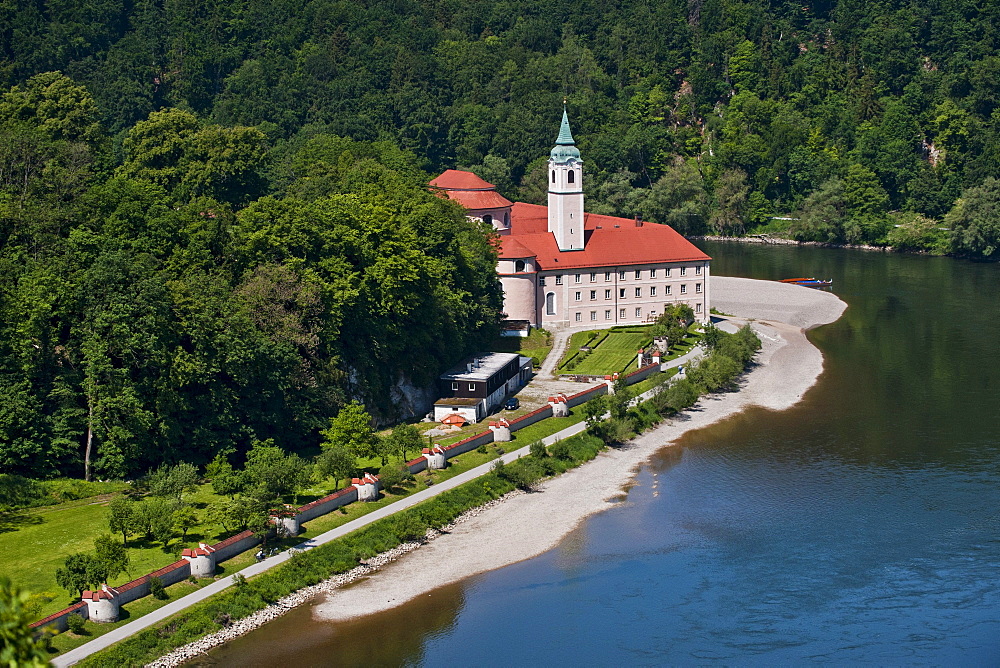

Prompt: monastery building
[431,110,711,331]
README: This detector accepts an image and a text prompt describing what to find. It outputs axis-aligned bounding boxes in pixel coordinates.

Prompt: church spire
[555,106,575,145]
[547,106,584,251]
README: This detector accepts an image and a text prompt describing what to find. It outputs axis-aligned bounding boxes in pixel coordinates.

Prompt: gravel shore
[152,276,845,665]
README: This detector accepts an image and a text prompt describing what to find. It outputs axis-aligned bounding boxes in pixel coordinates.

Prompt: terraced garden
[558,327,651,375]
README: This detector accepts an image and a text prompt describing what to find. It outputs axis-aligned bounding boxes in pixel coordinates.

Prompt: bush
[67,613,87,635]
[528,441,547,459]
[550,440,571,460]
[149,576,167,600]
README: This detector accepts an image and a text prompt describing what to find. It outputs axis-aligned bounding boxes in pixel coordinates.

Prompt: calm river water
[203,242,1000,666]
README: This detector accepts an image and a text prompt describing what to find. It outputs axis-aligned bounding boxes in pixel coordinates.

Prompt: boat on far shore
[780,277,833,288]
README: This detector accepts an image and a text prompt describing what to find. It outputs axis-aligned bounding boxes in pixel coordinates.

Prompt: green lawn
[0,485,242,620]
[559,328,652,376]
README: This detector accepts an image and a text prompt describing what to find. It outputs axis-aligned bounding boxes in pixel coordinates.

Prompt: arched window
[483,214,493,225]
[551,170,556,183]
[568,170,575,184]
[504,211,510,227]
[515,260,526,272]
[545,292,556,316]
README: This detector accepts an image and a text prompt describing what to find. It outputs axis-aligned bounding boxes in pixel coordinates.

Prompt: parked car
[503,397,520,410]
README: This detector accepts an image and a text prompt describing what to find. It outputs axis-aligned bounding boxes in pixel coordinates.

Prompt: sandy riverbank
[311,276,846,623]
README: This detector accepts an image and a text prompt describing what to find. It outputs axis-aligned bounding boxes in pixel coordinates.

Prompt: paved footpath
[54,347,704,667]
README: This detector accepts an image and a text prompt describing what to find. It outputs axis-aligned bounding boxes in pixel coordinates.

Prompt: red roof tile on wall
[30,602,86,628]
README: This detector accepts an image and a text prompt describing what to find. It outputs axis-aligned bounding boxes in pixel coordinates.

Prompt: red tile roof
[443,189,513,210]
[505,203,710,270]
[498,237,537,259]
[429,169,496,190]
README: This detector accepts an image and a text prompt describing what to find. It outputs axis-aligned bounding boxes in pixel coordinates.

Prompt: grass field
[558,327,652,376]
[3,432,508,624]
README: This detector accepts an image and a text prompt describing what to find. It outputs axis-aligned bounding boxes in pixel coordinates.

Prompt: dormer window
[483,214,493,225]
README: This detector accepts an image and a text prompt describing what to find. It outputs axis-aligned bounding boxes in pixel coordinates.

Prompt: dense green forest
[3,0,1000,477]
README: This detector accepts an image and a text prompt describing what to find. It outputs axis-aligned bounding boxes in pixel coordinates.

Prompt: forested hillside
[3,0,1000,476]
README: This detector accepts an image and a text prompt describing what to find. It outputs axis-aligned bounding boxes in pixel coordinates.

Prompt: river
[201,242,1000,665]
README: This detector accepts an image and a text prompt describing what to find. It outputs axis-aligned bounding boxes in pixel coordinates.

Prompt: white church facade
[430,109,711,331]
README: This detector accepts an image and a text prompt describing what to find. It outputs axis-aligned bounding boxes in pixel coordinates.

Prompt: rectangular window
[696,303,702,312]
[620,288,626,298]
[619,271,626,280]
[590,273,597,282]
[635,307,642,318]
[605,289,612,299]
[605,310,612,320]
[574,274,581,283]
[590,311,597,321]
[696,283,702,293]
[451,382,458,390]
[680,267,686,276]
[468,383,476,391]
[650,269,657,278]
[575,312,582,322]
[539,277,546,286]
[650,286,657,297]
[635,287,642,298]
[555,275,563,285]
[590,290,597,300]
[666,285,672,295]
[666,268,671,277]
[681,284,687,294]
[575,291,582,301]
[635,270,641,279]
[696,265,703,275]
[605,272,612,281]
[620,308,626,319]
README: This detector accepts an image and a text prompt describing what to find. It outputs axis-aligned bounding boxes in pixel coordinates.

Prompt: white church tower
[548,107,584,251]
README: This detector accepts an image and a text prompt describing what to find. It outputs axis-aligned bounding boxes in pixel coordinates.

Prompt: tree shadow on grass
[0,510,43,533]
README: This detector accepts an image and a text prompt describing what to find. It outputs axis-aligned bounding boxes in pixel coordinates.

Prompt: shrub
[528,441,547,459]
[67,613,87,635]
[550,440,571,460]
[149,576,167,600]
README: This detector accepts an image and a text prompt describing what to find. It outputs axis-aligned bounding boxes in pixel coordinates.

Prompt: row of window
[572,303,703,322]
[572,284,702,301]
[550,266,703,286]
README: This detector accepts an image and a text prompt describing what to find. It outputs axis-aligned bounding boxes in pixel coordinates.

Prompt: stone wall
[625,363,660,385]
[441,430,494,458]
[295,487,359,524]
[507,405,554,432]
[406,456,428,474]
[210,530,261,562]
[29,602,86,634]
[564,383,608,408]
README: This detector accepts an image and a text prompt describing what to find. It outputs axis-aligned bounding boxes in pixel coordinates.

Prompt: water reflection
[201,581,465,667]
